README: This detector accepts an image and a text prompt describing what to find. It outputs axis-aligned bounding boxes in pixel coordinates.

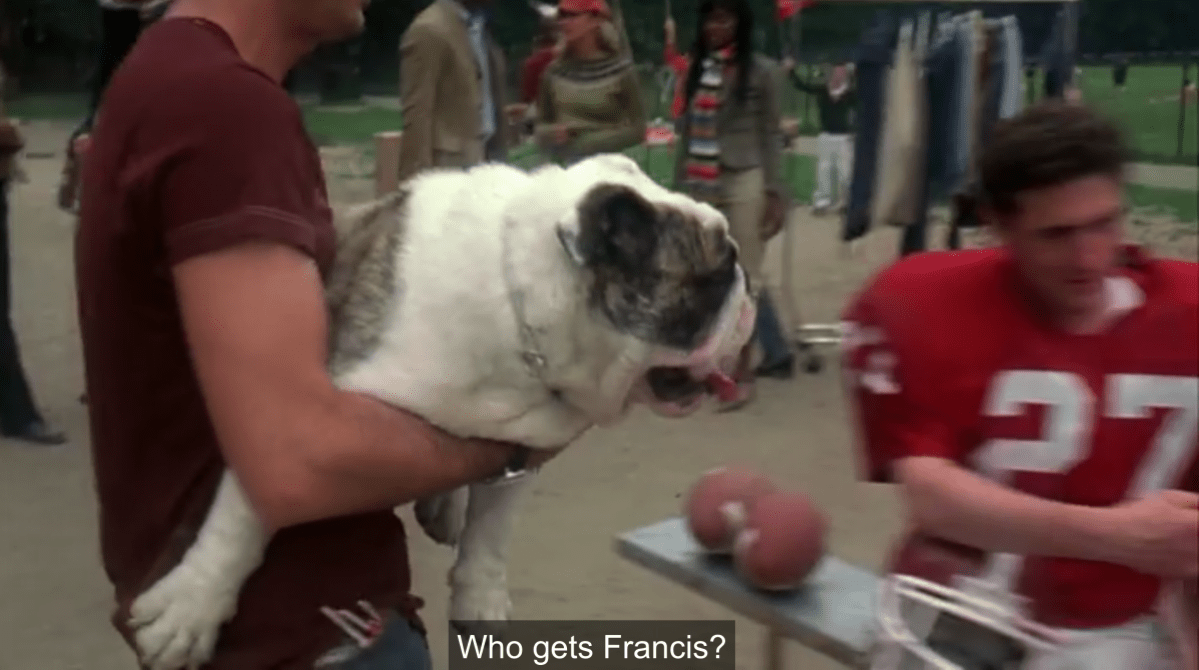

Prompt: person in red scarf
[674,0,793,410]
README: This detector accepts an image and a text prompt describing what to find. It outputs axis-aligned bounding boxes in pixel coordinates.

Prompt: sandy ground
[0,120,1195,670]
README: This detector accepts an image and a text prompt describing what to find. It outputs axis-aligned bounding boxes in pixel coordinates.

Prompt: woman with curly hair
[674,0,792,411]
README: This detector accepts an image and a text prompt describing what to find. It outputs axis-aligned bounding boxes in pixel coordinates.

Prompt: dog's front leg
[129,469,269,670]
[448,473,535,629]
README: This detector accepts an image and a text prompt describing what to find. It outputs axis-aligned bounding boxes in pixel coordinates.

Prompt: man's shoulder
[1141,251,1199,307]
[119,19,293,111]
[403,1,456,42]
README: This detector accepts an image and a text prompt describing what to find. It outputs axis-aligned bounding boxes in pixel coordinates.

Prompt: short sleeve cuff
[165,205,318,266]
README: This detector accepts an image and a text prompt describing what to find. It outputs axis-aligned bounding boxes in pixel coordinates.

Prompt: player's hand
[781,57,796,72]
[1106,491,1199,579]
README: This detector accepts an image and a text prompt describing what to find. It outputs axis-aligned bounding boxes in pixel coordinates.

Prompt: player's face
[1000,175,1126,323]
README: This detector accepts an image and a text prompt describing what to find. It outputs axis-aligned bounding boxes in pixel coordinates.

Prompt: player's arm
[156,74,551,535]
[842,303,1183,568]
[894,456,1114,560]
[396,23,441,184]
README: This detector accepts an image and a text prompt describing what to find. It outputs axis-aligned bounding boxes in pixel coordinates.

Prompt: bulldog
[127,153,757,670]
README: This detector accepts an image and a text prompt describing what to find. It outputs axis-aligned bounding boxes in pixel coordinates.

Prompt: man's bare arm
[173,241,530,534]
[896,456,1199,578]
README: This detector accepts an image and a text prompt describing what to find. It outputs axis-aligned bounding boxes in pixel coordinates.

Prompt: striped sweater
[534,52,647,165]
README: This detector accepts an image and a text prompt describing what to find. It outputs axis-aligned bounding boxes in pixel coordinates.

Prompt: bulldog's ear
[561,183,659,272]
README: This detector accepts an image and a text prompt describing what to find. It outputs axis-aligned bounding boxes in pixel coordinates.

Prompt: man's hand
[1105,490,1199,579]
[781,57,796,72]
[761,190,785,240]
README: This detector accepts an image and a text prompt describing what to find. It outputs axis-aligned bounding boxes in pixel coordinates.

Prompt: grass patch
[5,93,89,121]
[1127,183,1198,223]
[6,61,1195,166]
[300,104,400,146]
[1076,64,1197,166]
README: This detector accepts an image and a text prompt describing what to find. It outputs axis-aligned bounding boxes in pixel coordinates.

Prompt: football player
[842,101,1198,669]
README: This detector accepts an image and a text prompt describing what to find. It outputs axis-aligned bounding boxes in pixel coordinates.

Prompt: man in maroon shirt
[74,0,558,667]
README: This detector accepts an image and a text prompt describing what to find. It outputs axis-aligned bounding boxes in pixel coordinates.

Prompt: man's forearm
[896,456,1115,562]
[261,390,515,533]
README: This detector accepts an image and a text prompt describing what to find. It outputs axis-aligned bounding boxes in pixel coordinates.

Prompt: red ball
[685,467,776,554]
[732,491,827,591]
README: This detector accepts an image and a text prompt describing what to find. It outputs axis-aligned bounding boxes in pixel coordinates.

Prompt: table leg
[765,628,784,670]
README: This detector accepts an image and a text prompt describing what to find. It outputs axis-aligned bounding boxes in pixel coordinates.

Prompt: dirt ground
[1,120,1195,670]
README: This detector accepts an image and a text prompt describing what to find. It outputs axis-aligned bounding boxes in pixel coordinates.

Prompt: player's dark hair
[978,101,1131,217]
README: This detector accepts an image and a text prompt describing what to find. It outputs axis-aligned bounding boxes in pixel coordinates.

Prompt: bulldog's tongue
[704,371,739,402]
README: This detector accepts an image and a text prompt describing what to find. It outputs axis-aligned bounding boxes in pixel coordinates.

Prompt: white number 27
[972,371,1198,593]
[976,371,1199,497]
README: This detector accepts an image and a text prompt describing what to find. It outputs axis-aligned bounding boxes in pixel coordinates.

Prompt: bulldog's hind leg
[448,473,535,630]
[129,470,269,670]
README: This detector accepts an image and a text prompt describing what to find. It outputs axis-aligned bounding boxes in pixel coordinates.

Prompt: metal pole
[1179,63,1190,158]
[1062,0,1080,89]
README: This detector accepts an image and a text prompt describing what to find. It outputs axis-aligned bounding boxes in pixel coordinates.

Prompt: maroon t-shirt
[75,17,422,669]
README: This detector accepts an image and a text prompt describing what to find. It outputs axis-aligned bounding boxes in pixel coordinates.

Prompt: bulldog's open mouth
[646,366,740,405]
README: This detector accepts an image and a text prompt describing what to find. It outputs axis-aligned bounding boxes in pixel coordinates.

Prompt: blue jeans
[314,613,431,670]
[842,11,897,243]
[754,291,792,367]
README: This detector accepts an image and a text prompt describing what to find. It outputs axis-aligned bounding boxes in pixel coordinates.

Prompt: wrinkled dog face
[558,170,756,417]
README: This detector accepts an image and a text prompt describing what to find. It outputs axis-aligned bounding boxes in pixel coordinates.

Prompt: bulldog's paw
[449,580,512,627]
[129,562,238,670]
[415,488,468,547]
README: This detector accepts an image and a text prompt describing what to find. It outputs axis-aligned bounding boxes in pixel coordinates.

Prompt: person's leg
[752,289,794,379]
[0,182,64,444]
[812,132,833,212]
[314,610,432,670]
[717,168,766,411]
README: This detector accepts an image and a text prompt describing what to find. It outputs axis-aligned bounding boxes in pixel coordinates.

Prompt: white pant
[885,614,1182,670]
[812,132,852,209]
[1023,617,1178,670]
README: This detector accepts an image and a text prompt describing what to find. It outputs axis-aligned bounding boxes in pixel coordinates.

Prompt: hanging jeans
[0,182,45,434]
[842,13,897,242]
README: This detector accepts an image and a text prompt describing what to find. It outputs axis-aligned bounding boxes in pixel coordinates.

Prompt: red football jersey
[841,246,1199,629]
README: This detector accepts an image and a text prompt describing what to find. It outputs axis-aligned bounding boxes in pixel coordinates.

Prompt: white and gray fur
[125,153,757,670]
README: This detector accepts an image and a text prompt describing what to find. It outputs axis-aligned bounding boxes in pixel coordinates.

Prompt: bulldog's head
[554,155,756,418]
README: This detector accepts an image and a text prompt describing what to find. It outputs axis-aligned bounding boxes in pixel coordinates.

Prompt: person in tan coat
[395,0,511,185]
